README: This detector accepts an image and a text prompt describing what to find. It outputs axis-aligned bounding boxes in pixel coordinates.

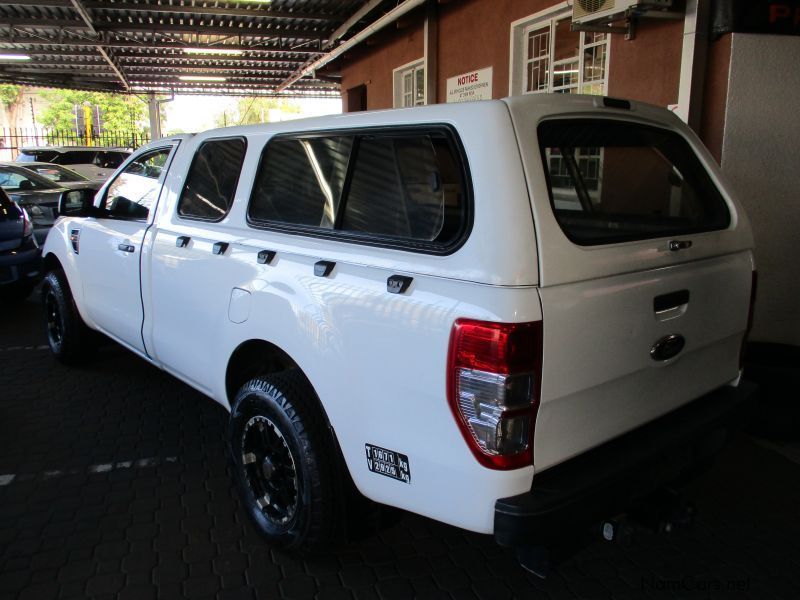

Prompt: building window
[393,59,425,108]
[511,7,609,96]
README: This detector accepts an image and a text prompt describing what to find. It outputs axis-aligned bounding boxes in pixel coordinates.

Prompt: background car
[18,162,93,189]
[15,146,131,182]
[0,164,99,244]
[0,188,40,302]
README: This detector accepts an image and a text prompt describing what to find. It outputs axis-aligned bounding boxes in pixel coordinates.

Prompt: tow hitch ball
[516,490,696,579]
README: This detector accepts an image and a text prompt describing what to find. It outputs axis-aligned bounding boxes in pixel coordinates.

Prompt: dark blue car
[0,187,41,302]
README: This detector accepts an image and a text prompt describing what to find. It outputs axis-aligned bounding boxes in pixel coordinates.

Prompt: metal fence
[0,127,150,161]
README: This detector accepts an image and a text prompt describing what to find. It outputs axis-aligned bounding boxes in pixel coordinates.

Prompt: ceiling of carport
[0,0,393,97]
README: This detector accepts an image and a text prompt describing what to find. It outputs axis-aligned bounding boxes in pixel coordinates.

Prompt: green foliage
[0,84,22,109]
[214,97,301,128]
[37,89,148,135]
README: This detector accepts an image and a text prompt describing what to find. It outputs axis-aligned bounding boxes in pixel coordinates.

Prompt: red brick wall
[339,10,426,111]
[606,19,683,107]
[338,0,728,154]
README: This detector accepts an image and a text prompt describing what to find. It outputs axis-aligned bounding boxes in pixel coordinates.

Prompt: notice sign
[446,67,493,103]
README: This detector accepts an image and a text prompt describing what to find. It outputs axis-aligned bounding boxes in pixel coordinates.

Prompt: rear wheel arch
[225,339,332,428]
[225,340,388,545]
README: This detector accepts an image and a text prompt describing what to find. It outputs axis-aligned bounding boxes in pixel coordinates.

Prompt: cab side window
[177,138,246,221]
[101,148,171,221]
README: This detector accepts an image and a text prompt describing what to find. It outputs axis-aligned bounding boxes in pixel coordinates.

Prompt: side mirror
[58,188,98,218]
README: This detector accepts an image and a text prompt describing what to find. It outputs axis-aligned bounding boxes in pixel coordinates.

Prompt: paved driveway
[1,292,799,600]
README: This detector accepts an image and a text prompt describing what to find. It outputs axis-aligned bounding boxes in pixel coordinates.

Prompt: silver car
[0,164,98,244]
[15,146,131,182]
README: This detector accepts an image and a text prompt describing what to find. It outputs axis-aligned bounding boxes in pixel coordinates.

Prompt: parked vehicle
[0,164,98,245]
[0,188,40,301]
[15,146,131,182]
[17,162,93,189]
[40,95,756,571]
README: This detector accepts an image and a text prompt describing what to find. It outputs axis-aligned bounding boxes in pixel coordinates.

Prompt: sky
[163,95,342,133]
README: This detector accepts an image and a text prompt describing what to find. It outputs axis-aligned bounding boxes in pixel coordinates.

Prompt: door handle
[212,242,229,255]
[118,243,135,253]
[176,235,190,248]
[314,260,335,277]
[387,275,413,294]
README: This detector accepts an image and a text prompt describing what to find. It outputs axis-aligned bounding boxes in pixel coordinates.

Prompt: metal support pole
[676,0,710,131]
[424,0,438,105]
[148,93,161,140]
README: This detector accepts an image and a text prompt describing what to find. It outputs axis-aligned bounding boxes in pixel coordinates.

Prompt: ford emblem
[650,334,685,361]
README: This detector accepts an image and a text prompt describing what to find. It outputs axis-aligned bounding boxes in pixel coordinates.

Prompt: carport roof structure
[0,0,398,97]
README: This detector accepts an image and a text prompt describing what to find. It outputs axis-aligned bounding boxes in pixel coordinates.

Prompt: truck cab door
[76,145,177,355]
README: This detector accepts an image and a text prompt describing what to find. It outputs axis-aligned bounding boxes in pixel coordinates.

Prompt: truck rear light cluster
[447,319,543,470]
[21,208,33,239]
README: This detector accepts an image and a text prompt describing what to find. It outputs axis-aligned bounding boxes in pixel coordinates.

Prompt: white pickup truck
[42,95,756,571]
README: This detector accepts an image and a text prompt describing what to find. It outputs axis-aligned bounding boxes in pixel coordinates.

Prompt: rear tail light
[740,270,757,369]
[21,208,33,239]
[447,319,543,470]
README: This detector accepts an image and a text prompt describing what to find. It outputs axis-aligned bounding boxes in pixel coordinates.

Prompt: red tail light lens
[21,208,33,239]
[447,319,543,470]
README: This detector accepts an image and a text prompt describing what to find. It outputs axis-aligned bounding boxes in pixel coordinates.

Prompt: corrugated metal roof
[0,0,393,97]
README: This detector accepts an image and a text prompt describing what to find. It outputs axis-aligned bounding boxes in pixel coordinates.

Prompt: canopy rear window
[538,119,731,245]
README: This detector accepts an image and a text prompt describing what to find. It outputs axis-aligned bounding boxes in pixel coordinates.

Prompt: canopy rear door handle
[118,243,135,253]
[669,239,692,252]
[654,290,690,321]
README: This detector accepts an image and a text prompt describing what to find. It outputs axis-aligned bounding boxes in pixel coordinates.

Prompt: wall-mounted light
[0,54,31,61]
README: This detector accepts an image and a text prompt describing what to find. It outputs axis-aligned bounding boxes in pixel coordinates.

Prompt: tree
[214,97,301,128]
[0,84,22,110]
[37,89,148,136]
[0,84,23,130]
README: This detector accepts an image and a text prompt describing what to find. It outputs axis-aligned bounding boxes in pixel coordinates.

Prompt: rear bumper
[0,246,42,288]
[494,380,757,548]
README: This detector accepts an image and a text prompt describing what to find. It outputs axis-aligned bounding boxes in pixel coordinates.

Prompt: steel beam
[68,0,130,90]
[82,2,342,22]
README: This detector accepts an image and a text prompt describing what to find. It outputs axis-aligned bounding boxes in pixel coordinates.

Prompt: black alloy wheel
[228,371,342,551]
[240,414,299,527]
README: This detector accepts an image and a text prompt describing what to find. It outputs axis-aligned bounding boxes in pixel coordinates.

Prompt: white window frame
[509,3,611,97]
[393,58,425,108]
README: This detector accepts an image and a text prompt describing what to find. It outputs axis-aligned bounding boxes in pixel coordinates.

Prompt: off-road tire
[41,269,95,364]
[228,371,342,552]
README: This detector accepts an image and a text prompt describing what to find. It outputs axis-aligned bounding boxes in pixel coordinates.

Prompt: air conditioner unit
[572,0,672,25]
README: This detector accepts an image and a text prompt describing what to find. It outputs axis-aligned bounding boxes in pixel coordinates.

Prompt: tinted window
[102,148,171,221]
[16,151,57,163]
[538,119,731,245]
[248,129,467,251]
[55,151,97,166]
[0,167,59,191]
[341,135,460,242]
[28,165,88,183]
[178,138,246,221]
[250,136,352,228]
[97,151,128,169]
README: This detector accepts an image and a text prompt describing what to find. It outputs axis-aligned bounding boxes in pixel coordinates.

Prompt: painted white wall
[722,33,800,347]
